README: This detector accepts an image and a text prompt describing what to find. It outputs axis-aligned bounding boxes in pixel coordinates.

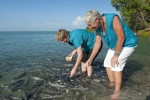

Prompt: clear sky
[0,0,120,31]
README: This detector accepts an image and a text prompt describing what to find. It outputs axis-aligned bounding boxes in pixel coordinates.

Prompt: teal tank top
[69,29,96,52]
[96,13,138,49]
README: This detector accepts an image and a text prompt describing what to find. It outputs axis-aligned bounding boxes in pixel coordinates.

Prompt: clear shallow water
[0,32,150,100]
[0,31,107,70]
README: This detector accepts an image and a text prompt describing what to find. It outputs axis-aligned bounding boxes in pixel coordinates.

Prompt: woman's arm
[111,16,125,67]
[66,49,77,62]
[67,49,77,57]
[113,16,124,54]
[70,46,83,77]
[86,34,102,65]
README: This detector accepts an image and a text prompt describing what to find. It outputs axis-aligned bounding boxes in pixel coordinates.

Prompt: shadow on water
[123,60,143,83]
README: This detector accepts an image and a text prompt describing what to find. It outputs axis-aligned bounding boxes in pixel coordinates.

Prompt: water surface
[0,32,149,100]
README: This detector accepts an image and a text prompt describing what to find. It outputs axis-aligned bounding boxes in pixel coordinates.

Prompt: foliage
[138,30,149,36]
[85,26,95,33]
[111,0,150,32]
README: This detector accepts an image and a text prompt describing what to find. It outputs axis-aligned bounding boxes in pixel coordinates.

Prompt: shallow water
[0,32,150,100]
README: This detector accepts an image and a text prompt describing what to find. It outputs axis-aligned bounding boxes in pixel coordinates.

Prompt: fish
[40,93,56,99]
[32,76,43,81]
[1,84,10,91]
[22,91,29,100]
[8,79,24,87]
[9,80,24,91]
[0,75,2,79]
[48,82,66,88]
[24,78,29,86]
[13,72,26,80]
[32,80,44,88]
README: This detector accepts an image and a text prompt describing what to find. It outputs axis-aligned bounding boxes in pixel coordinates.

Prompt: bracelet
[114,52,120,56]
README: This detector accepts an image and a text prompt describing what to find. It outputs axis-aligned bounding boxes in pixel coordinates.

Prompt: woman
[84,9,138,100]
[55,29,102,77]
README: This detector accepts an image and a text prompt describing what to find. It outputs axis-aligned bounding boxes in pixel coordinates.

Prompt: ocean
[0,31,108,71]
[0,31,149,100]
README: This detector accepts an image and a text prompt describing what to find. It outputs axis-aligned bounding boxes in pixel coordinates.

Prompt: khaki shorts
[104,46,137,71]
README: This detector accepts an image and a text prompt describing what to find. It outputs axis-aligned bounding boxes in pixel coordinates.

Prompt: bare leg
[81,62,86,73]
[106,67,115,83]
[110,71,122,100]
[86,65,93,77]
[113,71,122,91]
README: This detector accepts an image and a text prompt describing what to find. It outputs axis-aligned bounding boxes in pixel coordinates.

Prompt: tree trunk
[140,12,145,23]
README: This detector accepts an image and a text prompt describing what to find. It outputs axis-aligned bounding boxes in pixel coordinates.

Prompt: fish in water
[0,75,2,79]
[48,82,66,88]
[13,72,26,80]
[32,80,44,88]
[7,79,24,87]
[22,91,29,100]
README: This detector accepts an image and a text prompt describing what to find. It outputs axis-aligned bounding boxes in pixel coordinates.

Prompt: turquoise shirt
[69,29,96,52]
[96,13,138,49]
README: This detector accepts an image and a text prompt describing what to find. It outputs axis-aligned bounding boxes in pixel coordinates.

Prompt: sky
[0,0,120,31]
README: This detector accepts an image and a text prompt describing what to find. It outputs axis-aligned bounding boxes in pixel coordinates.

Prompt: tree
[111,0,150,32]
[85,26,95,33]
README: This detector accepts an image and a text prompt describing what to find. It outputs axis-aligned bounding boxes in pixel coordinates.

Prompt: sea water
[0,31,149,100]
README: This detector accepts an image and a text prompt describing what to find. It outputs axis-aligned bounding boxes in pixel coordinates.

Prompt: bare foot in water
[110,90,121,100]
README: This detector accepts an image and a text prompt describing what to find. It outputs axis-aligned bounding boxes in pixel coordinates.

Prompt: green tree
[111,0,150,32]
[85,26,95,33]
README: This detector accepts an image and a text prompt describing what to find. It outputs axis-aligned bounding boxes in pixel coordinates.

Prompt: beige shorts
[104,46,137,71]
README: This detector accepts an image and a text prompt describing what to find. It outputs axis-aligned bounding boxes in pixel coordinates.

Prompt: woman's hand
[111,55,119,67]
[70,68,76,77]
[85,58,93,66]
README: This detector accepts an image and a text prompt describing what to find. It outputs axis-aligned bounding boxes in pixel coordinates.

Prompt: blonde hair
[84,9,101,24]
[55,29,69,41]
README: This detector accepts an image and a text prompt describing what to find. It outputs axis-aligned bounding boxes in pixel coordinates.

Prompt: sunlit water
[0,32,149,100]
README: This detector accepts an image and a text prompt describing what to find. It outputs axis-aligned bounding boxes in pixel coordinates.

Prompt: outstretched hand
[66,54,73,62]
